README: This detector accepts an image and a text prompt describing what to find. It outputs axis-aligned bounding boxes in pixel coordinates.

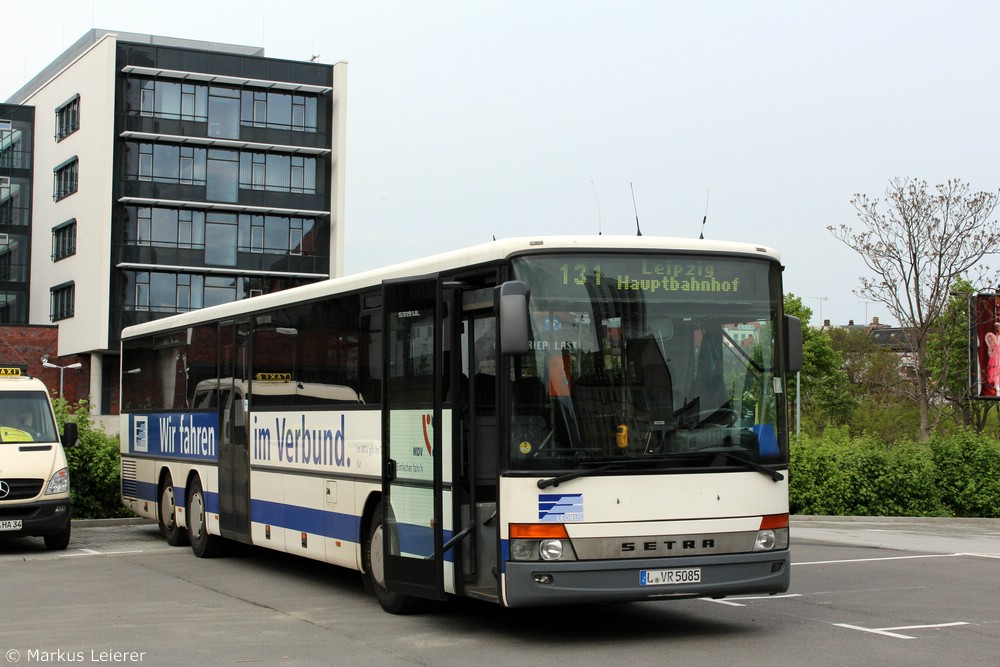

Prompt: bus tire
[363,501,419,614]
[188,477,224,558]
[158,474,189,547]
[43,522,71,551]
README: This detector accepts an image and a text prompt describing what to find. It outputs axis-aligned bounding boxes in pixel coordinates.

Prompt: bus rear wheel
[364,501,419,614]
[188,477,224,558]
[159,474,188,546]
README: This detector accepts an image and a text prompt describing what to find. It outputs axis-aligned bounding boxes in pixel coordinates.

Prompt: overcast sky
[4,0,999,327]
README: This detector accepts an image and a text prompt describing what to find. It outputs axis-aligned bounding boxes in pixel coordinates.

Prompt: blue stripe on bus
[127,482,217,514]
[251,498,362,542]
[250,499,454,562]
[133,482,454,563]
[205,491,219,514]
[398,521,434,559]
[132,480,158,503]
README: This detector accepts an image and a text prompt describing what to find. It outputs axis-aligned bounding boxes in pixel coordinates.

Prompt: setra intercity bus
[119,235,803,613]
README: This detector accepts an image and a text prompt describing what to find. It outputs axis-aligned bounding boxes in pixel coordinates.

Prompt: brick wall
[0,325,89,404]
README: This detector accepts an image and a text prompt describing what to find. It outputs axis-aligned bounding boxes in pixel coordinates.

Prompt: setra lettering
[621,539,717,553]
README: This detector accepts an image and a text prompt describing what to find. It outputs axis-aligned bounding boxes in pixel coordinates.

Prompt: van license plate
[0,520,23,531]
[640,567,701,586]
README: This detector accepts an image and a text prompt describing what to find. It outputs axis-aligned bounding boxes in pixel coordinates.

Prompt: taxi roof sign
[0,365,26,376]
[255,372,292,382]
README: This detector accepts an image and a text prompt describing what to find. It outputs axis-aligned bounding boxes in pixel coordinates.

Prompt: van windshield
[0,391,60,443]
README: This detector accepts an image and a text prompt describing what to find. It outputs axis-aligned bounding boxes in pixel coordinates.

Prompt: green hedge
[929,430,1000,518]
[791,427,1000,518]
[54,398,133,519]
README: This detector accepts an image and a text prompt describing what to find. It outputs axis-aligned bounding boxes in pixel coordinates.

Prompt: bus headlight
[753,527,788,552]
[511,540,538,561]
[539,539,564,561]
[45,467,70,495]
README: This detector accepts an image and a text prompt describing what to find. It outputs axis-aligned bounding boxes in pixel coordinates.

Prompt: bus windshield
[507,253,787,472]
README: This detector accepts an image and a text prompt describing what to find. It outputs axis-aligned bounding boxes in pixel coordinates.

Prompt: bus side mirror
[498,281,530,356]
[62,421,79,448]
[785,315,803,374]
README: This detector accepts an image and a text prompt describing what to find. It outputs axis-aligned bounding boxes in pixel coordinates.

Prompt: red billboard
[972,293,1000,398]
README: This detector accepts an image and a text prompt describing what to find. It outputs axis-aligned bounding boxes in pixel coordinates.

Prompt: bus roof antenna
[630,182,642,236]
[699,189,710,239]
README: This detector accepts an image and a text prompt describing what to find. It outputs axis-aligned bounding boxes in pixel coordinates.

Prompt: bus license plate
[0,520,23,531]
[640,567,701,586]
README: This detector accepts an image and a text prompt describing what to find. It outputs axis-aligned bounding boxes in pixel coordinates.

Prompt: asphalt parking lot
[1,516,998,666]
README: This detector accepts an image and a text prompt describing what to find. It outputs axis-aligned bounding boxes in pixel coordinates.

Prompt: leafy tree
[828,326,917,441]
[784,294,855,433]
[828,327,898,399]
[830,178,1000,439]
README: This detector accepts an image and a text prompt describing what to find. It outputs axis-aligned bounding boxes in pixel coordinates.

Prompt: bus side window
[471,317,497,488]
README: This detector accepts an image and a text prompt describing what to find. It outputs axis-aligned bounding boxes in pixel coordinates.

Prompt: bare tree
[829,178,1000,439]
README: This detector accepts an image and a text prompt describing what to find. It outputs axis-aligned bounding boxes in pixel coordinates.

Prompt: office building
[4,29,347,414]
[0,103,34,324]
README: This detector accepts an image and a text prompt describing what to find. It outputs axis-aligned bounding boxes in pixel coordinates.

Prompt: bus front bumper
[503,550,790,608]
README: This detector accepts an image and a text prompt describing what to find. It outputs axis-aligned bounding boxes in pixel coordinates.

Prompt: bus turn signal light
[759,513,789,530]
[510,524,569,539]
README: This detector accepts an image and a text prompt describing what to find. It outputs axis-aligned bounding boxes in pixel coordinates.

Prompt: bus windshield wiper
[712,451,784,482]
[536,451,784,488]
[536,457,677,489]
[537,463,618,489]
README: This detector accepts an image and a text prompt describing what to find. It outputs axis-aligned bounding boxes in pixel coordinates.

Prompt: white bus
[119,235,802,613]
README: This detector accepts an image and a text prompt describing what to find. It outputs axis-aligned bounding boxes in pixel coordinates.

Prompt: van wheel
[188,477,224,558]
[363,501,419,614]
[44,522,71,551]
[159,475,188,546]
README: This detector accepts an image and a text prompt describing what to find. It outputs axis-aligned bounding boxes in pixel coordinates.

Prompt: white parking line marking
[701,594,802,607]
[61,549,144,557]
[959,552,1000,560]
[794,553,960,566]
[834,621,970,639]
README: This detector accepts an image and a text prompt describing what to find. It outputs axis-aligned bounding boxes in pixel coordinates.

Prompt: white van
[0,367,78,550]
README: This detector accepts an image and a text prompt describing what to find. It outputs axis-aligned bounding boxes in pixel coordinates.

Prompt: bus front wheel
[364,501,419,614]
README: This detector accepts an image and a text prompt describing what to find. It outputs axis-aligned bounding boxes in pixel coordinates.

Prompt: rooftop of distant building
[7,29,264,104]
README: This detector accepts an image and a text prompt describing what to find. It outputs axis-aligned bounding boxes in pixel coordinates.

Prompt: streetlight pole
[808,296,828,325]
[41,357,82,396]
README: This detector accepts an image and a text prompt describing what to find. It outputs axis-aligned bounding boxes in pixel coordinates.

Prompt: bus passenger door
[381,277,445,602]
[218,319,251,543]
[456,303,500,601]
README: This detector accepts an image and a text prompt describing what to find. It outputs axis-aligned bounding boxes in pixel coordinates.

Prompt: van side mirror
[498,281,530,356]
[62,421,79,448]
[785,315,803,374]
